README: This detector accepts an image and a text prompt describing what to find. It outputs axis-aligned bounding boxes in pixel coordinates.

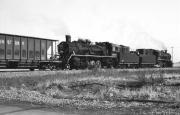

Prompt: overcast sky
[0,0,179,62]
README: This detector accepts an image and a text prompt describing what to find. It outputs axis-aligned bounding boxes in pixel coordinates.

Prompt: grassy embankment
[0,68,180,112]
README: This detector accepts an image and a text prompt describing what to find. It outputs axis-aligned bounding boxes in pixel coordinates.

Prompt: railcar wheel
[88,60,96,69]
[39,63,47,71]
[49,66,53,71]
[96,60,101,68]
[49,64,55,71]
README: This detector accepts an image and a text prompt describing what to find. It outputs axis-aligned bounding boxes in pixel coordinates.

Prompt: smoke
[116,23,167,50]
[133,32,167,50]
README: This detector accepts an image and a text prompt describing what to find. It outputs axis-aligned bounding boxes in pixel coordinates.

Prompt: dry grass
[0,68,180,111]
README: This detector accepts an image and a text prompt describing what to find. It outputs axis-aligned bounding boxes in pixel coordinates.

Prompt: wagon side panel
[41,40,47,60]
[35,39,40,60]
[0,35,5,59]
[6,35,13,59]
[28,38,35,60]
[14,36,20,59]
[21,37,27,60]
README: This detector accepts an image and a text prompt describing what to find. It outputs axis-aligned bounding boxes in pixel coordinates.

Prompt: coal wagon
[0,33,61,70]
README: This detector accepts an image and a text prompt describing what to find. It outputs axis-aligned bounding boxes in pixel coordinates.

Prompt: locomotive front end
[157,50,173,67]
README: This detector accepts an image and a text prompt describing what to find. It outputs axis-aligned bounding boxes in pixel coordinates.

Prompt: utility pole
[171,46,174,63]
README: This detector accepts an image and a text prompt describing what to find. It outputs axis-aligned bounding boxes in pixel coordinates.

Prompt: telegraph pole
[171,46,174,63]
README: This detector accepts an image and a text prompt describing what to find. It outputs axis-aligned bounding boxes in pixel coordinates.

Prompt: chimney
[65,35,71,43]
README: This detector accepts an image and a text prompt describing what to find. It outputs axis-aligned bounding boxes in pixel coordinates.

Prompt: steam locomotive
[58,35,173,69]
[0,33,172,70]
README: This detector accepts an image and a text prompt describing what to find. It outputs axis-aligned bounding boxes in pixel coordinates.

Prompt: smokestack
[66,35,71,43]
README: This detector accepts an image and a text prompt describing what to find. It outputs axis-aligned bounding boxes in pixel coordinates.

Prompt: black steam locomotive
[58,35,173,69]
[0,33,172,70]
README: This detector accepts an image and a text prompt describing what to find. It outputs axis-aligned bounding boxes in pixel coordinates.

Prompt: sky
[0,0,179,62]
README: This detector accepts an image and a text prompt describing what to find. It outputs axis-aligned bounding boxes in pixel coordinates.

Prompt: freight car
[0,33,61,70]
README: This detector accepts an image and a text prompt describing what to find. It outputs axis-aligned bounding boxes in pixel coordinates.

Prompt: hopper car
[0,33,60,70]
